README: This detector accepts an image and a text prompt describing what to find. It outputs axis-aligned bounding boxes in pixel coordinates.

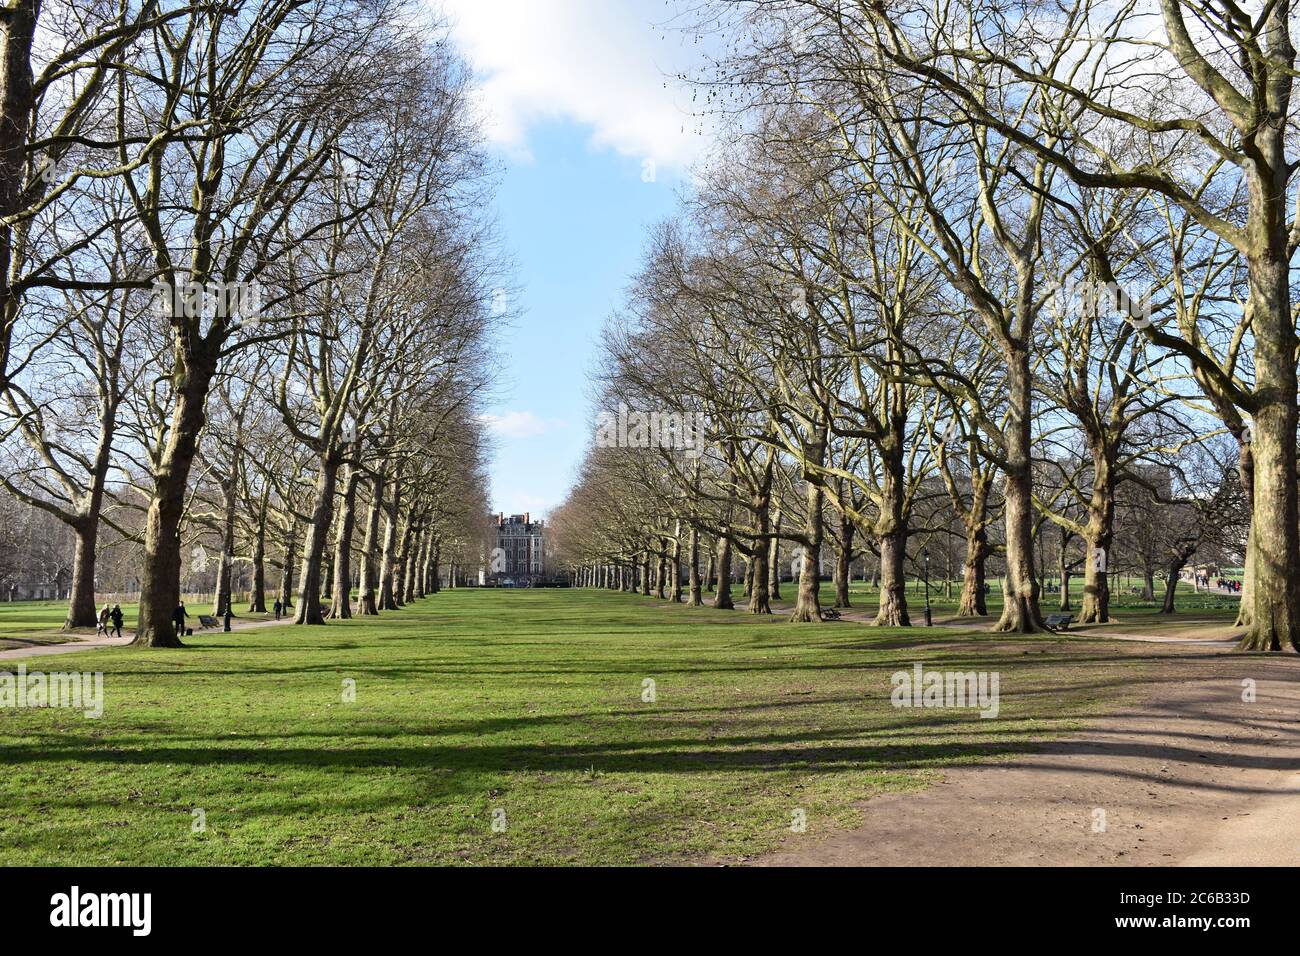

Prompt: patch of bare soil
[748,645,1300,866]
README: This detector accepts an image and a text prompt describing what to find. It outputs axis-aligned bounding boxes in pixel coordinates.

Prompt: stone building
[490,512,545,584]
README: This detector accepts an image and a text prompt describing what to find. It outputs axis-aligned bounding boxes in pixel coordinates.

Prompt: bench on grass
[1044,613,1073,632]
[197,614,219,629]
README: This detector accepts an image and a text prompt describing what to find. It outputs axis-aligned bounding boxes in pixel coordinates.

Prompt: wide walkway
[0,615,290,662]
[754,654,1300,866]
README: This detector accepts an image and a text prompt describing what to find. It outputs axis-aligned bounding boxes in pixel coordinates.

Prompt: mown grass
[1,588,1165,865]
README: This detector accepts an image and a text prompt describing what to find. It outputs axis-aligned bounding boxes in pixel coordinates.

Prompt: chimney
[525,512,530,525]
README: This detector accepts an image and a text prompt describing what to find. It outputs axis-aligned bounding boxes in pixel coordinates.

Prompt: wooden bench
[197,614,219,629]
[1044,613,1073,632]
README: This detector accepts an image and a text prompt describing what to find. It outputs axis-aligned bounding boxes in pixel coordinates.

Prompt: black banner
[2,867,1280,942]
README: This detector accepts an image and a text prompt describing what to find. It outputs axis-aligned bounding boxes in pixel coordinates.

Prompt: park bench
[197,614,219,629]
[1044,613,1074,632]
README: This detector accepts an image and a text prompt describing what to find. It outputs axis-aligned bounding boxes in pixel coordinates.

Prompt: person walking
[173,601,188,637]
[110,604,124,638]
[273,598,282,621]
[96,604,112,637]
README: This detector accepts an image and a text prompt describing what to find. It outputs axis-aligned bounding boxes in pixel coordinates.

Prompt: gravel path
[0,615,290,662]
[750,649,1300,866]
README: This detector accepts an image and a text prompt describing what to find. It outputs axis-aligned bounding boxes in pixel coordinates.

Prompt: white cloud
[479,410,568,438]
[439,0,715,169]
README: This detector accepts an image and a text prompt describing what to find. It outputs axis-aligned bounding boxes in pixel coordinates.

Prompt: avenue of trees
[0,1,501,644]
[552,0,1287,651]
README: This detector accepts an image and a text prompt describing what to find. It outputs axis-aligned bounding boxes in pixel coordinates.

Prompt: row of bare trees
[0,1,502,644]
[553,0,1283,651]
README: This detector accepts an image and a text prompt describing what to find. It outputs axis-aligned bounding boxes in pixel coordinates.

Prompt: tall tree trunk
[713,532,733,609]
[402,530,418,603]
[957,525,988,616]
[378,470,402,611]
[833,512,853,609]
[995,354,1043,632]
[214,471,238,617]
[655,540,667,599]
[1237,250,1299,650]
[278,519,298,611]
[1227,92,1299,649]
[358,470,384,615]
[134,364,217,647]
[294,453,340,625]
[248,484,269,612]
[1160,560,1185,614]
[1078,443,1116,624]
[747,487,772,615]
[790,478,823,623]
[64,517,99,630]
[687,524,702,606]
[875,530,909,626]
[328,463,360,619]
[670,521,683,602]
[768,505,782,601]
[0,0,39,390]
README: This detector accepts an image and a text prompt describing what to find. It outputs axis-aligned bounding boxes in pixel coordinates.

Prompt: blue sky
[441,0,717,517]
[481,124,687,516]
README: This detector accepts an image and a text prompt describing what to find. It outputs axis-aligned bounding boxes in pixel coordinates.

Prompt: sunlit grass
[1,588,1163,865]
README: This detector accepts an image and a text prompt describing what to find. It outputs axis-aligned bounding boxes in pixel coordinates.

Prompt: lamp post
[923,550,932,627]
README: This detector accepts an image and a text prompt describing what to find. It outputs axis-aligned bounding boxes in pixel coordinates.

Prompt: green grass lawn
[0,601,83,647]
[0,588,1173,865]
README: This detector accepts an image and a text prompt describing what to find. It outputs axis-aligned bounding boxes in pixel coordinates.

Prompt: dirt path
[0,615,290,662]
[752,650,1300,866]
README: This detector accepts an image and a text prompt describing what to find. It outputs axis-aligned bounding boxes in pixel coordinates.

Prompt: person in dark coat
[173,601,188,636]
[110,604,124,638]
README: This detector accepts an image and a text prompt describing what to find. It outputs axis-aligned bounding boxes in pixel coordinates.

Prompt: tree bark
[294,454,340,625]
[688,524,702,606]
[248,485,269,612]
[747,492,772,615]
[713,532,733,609]
[328,463,360,618]
[214,471,238,617]
[278,519,298,611]
[790,478,823,623]
[833,511,853,609]
[378,470,401,611]
[670,520,683,602]
[875,530,909,626]
[358,470,384,615]
[957,524,989,617]
[994,354,1043,632]
[767,505,782,601]
[134,365,217,647]
[0,0,39,390]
